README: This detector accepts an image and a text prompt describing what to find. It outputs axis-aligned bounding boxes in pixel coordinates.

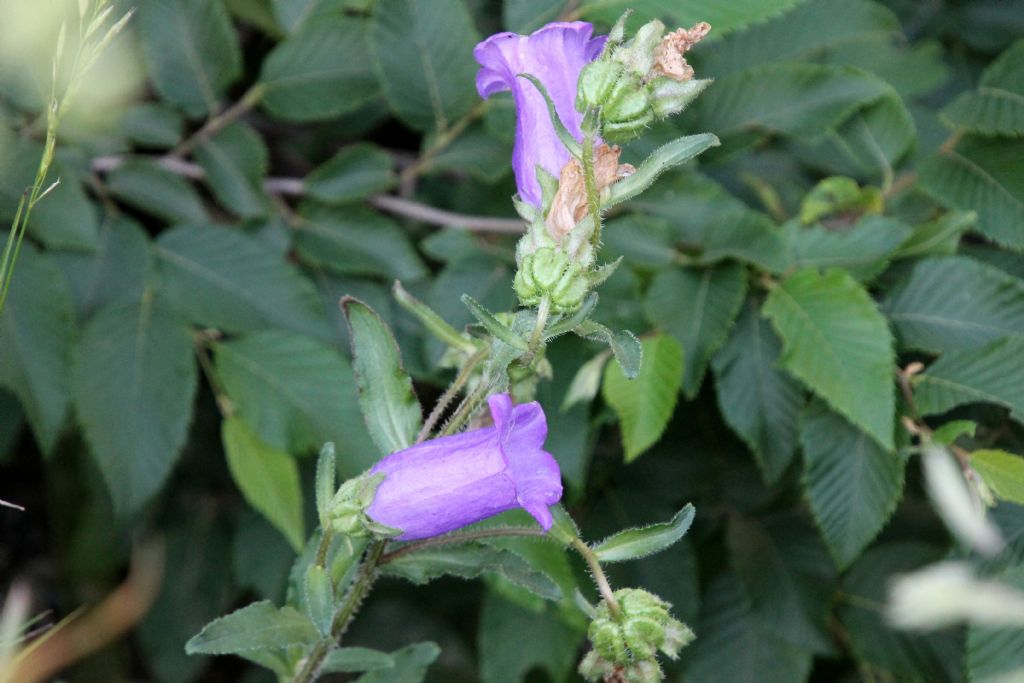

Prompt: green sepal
[518,73,582,157]
[315,442,336,528]
[607,133,720,208]
[393,280,478,354]
[462,294,529,350]
[545,293,598,339]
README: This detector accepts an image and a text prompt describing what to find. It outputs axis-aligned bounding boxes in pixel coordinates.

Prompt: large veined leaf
[194,122,270,218]
[967,567,1024,683]
[943,39,1024,137]
[884,256,1024,353]
[644,263,747,398]
[697,209,791,274]
[105,160,208,224]
[222,416,305,551]
[783,216,912,282]
[135,0,242,118]
[381,545,561,601]
[694,64,889,141]
[342,298,422,455]
[800,399,905,568]
[155,224,332,342]
[602,334,684,462]
[699,0,900,78]
[918,136,1024,250]
[214,330,378,474]
[370,0,480,132]
[764,268,895,450]
[305,143,395,204]
[685,573,814,683]
[914,336,1024,422]
[73,298,198,515]
[712,301,804,483]
[271,0,348,33]
[580,0,812,37]
[0,244,73,454]
[796,94,917,181]
[185,601,318,655]
[727,513,836,653]
[813,36,949,99]
[258,15,380,121]
[293,204,427,282]
[478,592,581,683]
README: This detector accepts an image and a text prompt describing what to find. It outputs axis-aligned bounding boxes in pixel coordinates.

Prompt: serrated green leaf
[356,642,440,683]
[259,15,380,121]
[695,63,889,141]
[685,573,814,683]
[943,39,1024,137]
[801,399,905,568]
[763,268,895,450]
[504,0,568,33]
[478,591,581,683]
[797,94,917,181]
[322,646,395,673]
[0,244,73,454]
[272,0,348,33]
[592,504,695,563]
[914,336,1024,422]
[105,160,208,224]
[893,211,974,260]
[370,0,480,132]
[294,204,427,282]
[784,216,912,282]
[885,256,1024,353]
[136,0,242,118]
[214,330,377,473]
[602,334,684,462]
[971,450,1024,505]
[931,420,977,446]
[185,600,318,655]
[918,136,1024,249]
[712,301,804,483]
[696,209,791,273]
[73,298,197,515]
[645,263,747,398]
[305,143,395,204]
[580,0,811,37]
[381,545,561,601]
[155,224,331,341]
[118,103,185,148]
[342,297,422,455]
[222,416,304,551]
[727,513,837,653]
[194,122,270,218]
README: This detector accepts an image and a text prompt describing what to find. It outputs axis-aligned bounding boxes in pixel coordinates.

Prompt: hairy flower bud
[514,247,589,313]
[327,473,401,539]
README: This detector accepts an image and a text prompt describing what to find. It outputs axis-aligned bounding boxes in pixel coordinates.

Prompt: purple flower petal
[366,394,563,540]
[474,22,605,206]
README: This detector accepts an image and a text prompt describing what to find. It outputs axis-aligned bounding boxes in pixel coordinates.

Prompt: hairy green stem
[580,130,603,248]
[291,541,387,683]
[417,348,488,443]
[522,295,551,366]
[571,537,620,619]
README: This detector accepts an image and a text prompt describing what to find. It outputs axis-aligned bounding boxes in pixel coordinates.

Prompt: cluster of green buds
[577,16,713,143]
[579,589,695,682]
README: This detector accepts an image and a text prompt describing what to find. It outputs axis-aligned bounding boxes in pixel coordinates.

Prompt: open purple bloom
[365,394,562,541]
[474,22,605,207]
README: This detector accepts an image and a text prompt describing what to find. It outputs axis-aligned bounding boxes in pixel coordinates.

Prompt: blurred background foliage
[1,0,1024,681]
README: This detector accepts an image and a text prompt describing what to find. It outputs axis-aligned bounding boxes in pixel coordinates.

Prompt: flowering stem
[292,540,387,683]
[571,537,621,619]
[580,128,603,247]
[417,348,488,443]
[522,295,551,366]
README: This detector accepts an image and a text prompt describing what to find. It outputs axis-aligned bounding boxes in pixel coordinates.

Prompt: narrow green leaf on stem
[461,294,528,350]
[518,73,583,157]
[592,504,696,563]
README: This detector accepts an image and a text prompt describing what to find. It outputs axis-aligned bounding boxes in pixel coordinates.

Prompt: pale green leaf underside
[185,600,318,655]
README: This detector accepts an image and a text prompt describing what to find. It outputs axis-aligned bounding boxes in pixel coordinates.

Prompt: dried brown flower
[545,144,635,240]
[652,21,711,82]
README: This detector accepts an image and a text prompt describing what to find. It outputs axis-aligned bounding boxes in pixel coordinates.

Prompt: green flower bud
[326,473,401,539]
[624,660,663,683]
[578,650,614,682]
[589,619,629,663]
[576,61,625,113]
[618,588,671,622]
[649,76,712,118]
[514,247,590,313]
[624,616,665,660]
[612,19,666,76]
